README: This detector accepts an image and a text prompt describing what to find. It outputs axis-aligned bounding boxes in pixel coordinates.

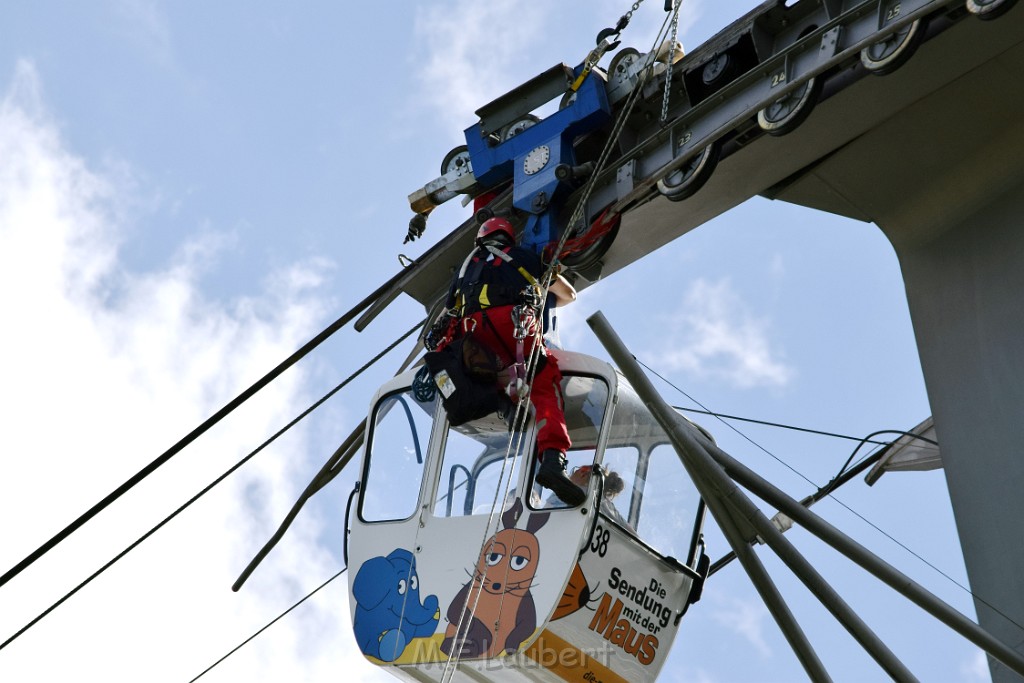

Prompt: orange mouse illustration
[441,499,549,659]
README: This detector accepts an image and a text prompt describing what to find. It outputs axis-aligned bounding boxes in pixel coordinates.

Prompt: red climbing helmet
[476,216,515,245]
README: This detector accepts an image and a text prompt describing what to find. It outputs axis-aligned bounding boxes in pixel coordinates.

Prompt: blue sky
[0,1,990,681]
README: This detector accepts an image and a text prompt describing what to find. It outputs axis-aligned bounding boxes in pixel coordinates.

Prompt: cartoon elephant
[353,548,440,662]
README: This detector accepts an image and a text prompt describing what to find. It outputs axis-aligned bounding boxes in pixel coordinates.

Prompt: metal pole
[709,449,889,576]
[587,310,1024,679]
[233,423,365,591]
[700,429,1024,678]
[707,471,916,681]
[589,312,917,682]
[695,467,833,682]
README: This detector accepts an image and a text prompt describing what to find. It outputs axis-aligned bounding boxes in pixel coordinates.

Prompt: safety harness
[449,244,539,316]
[435,243,544,406]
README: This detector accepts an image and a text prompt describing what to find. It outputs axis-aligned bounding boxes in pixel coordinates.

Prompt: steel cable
[0,320,424,651]
[189,567,348,682]
[0,270,412,591]
[638,356,1024,635]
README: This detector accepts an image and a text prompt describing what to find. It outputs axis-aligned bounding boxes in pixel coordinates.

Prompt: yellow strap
[461,247,539,310]
[523,629,629,683]
[570,43,606,93]
[516,266,538,285]
[569,67,590,93]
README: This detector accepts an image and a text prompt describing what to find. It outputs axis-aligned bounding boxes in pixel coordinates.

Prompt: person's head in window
[569,464,594,489]
[603,470,625,500]
[570,465,623,500]
[568,465,633,530]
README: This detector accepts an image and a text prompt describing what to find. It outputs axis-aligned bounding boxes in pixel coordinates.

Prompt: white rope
[526,5,680,399]
[441,5,685,677]
[440,407,532,681]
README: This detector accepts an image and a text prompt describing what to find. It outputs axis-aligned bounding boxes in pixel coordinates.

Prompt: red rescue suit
[459,308,570,455]
[447,242,570,455]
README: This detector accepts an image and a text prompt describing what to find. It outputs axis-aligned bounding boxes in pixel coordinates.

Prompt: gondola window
[633,443,702,561]
[432,420,530,517]
[360,388,437,522]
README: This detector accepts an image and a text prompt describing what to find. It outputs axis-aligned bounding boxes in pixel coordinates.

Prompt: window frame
[358,386,440,524]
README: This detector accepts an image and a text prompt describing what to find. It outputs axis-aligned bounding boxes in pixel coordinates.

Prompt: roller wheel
[499,115,540,141]
[608,47,641,90]
[757,76,823,136]
[861,18,927,75]
[440,145,472,177]
[967,0,1018,19]
[656,142,720,202]
[557,210,621,270]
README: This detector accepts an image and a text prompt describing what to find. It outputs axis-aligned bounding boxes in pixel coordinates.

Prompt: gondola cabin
[347,350,711,682]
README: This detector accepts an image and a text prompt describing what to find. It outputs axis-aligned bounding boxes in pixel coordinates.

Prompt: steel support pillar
[885,179,1024,683]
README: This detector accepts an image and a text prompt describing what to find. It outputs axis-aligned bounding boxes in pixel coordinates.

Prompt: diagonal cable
[639,356,1024,634]
[0,271,410,590]
[0,320,423,651]
[189,567,347,682]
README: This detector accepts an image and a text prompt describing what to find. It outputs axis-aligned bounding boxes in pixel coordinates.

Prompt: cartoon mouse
[441,499,548,659]
[353,548,439,662]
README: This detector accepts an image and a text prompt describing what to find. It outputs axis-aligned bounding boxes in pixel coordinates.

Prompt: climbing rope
[522,2,682,406]
[542,2,679,275]
[443,5,685,678]
[440,418,532,681]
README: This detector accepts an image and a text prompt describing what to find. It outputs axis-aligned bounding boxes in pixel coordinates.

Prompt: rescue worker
[438,216,583,506]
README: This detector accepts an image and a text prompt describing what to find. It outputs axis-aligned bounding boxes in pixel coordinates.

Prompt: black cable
[0,320,423,651]
[0,270,412,591]
[637,357,823,489]
[644,357,1024,634]
[709,433,893,576]
[189,567,348,683]
[670,406,894,448]
[831,428,937,483]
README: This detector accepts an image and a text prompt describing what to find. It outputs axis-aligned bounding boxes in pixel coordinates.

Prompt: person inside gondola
[550,464,633,531]
[593,468,632,531]
[430,216,583,506]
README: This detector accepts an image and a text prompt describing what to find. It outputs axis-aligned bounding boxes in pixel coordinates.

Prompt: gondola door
[348,361,616,681]
[404,404,598,675]
[347,377,443,665]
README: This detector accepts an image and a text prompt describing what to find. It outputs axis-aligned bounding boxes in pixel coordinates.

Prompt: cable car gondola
[347,350,711,682]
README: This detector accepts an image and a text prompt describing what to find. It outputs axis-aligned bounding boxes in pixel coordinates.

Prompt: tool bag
[424,334,510,426]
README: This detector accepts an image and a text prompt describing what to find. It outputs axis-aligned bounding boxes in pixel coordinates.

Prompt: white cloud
[665,666,718,683]
[0,60,383,682]
[409,0,706,129]
[411,0,556,123]
[646,278,793,389]
[710,594,772,658]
